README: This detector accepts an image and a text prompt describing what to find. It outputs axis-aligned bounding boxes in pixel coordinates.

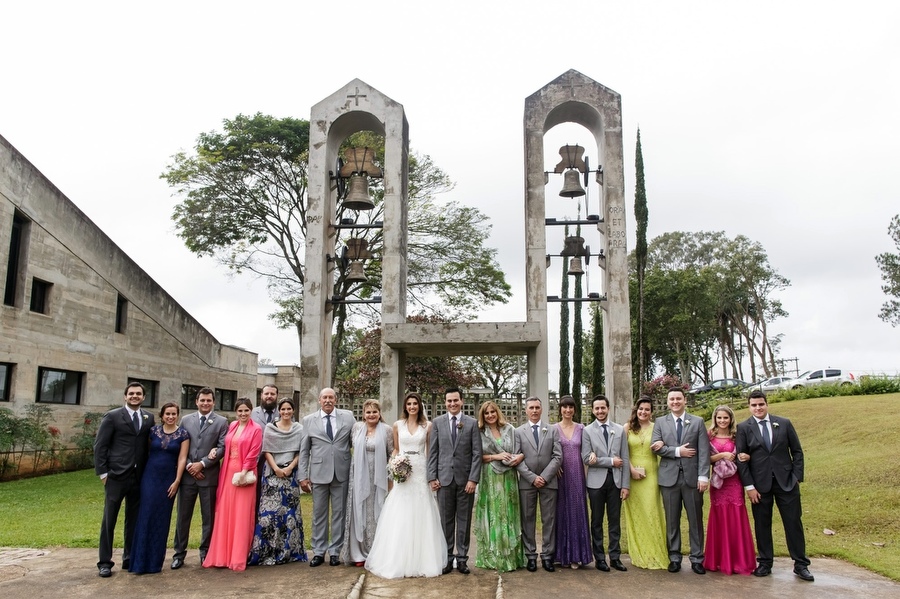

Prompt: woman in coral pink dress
[703,405,757,575]
[203,397,262,571]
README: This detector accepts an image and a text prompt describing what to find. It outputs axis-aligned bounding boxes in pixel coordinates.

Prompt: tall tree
[876,214,900,326]
[572,225,584,416]
[162,114,510,373]
[633,128,649,391]
[558,226,571,396]
[590,304,604,398]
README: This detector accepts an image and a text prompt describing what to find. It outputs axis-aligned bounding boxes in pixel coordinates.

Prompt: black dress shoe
[171,557,184,570]
[610,559,627,571]
[457,561,470,574]
[121,559,130,570]
[98,566,112,578]
[794,566,815,581]
[691,563,706,575]
[330,556,341,566]
[752,564,771,577]
[442,561,454,575]
[526,558,537,572]
[667,561,681,573]
[542,559,555,572]
[595,560,610,571]
[310,555,325,567]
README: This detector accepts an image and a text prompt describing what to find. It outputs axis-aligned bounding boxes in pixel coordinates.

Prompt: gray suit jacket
[581,419,630,490]
[515,421,562,490]
[180,411,227,487]
[299,409,354,484]
[251,406,278,430]
[651,412,710,487]
[427,413,483,486]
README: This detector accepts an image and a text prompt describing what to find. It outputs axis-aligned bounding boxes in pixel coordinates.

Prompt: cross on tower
[566,78,585,97]
[347,86,367,106]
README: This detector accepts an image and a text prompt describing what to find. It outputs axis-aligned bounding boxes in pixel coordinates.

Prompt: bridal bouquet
[387,454,412,483]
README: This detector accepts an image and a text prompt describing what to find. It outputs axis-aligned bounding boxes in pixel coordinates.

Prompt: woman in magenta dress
[703,405,756,575]
[203,397,262,572]
[554,396,593,568]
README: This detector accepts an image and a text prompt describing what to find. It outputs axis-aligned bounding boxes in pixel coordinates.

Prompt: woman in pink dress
[703,405,756,575]
[203,397,262,571]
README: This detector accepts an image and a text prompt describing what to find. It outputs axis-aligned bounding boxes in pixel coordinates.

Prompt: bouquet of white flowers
[387,454,412,483]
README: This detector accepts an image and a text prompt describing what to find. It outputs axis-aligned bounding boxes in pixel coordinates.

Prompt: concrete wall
[0,134,257,441]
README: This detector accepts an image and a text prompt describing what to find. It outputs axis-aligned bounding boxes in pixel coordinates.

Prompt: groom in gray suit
[651,386,710,575]
[428,387,482,574]
[581,395,630,572]
[515,397,561,573]
[171,387,227,569]
[300,387,355,566]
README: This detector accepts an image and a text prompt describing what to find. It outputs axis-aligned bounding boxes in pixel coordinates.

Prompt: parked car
[693,378,749,394]
[743,376,794,395]
[778,368,858,390]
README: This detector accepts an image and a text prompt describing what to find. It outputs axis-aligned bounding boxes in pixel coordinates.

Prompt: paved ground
[1,548,897,598]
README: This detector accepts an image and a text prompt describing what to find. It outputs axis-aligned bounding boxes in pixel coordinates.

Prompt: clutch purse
[232,471,258,487]
[632,466,646,479]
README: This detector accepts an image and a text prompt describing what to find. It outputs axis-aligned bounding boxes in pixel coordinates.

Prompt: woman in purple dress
[704,405,757,575]
[553,396,593,568]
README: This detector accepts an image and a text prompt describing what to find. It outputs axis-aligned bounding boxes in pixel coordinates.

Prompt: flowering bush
[642,374,688,398]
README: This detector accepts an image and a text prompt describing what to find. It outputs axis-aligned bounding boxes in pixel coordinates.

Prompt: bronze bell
[345,237,372,260]
[346,260,367,283]
[343,174,375,211]
[561,235,586,256]
[559,169,586,198]
[567,257,584,276]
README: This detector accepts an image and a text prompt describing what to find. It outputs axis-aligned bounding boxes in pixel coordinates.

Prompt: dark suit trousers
[660,471,704,564]
[587,472,622,561]
[751,481,809,567]
[438,481,475,560]
[173,480,217,560]
[98,471,140,569]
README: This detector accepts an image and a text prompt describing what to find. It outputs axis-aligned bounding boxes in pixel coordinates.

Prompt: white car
[778,368,858,390]
[743,376,793,395]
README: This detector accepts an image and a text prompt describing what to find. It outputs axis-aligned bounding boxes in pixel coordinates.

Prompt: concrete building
[0,133,258,441]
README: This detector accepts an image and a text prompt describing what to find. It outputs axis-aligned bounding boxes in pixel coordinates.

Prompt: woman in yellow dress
[621,396,669,569]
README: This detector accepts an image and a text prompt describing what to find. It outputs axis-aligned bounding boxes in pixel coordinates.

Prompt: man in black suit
[171,387,227,569]
[93,382,154,577]
[736,390,813,582]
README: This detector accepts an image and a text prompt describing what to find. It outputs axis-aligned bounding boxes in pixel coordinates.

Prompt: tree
[572,226,584,414]
[876,214,900,326]
[558,227,571,396]
[162,114,510,372]
[633,128,649,390]
[464,355,527,398]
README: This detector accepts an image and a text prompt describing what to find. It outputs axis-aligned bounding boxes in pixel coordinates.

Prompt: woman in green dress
[622,396,669,569]
[474,401,526,572]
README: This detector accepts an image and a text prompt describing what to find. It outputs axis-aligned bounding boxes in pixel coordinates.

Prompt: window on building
[36,367,83,404]
[128,378,158,409]
[5,211,30,307]
[181,384,203,409]
[0,363,13,402]
[115,294,128,333]
[216,388,237,412]
[30,278,52,314]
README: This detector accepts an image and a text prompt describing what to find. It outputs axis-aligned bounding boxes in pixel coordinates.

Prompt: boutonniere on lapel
[541,427,548,434]
[457,420,464,431]
[142,414,149,421]
[683,418,691,426]
[772,422,780,429]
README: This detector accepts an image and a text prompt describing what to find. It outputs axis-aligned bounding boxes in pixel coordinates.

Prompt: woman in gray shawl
[341,399,393,566]
[248,398,307,565]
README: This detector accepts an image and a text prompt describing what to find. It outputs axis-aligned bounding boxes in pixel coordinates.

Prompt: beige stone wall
[0,134,257,443]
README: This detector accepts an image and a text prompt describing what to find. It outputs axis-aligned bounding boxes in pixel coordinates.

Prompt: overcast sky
[3,1,898,384]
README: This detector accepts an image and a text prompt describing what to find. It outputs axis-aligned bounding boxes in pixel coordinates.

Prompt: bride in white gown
[365,392,448,578]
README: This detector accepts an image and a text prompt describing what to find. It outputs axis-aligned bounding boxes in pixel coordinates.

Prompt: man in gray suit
[427,387,482,574]
[251,384,279,428]
[581,395,630,572]
[651,386,710,574]
[171,387,227,569]
[299,387,354,567]
[515,397,561,573]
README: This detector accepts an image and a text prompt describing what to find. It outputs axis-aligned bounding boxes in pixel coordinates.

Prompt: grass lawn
[2,394,898,580]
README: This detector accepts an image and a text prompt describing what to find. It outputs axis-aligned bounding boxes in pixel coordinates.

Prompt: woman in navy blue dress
[129,402,189,574]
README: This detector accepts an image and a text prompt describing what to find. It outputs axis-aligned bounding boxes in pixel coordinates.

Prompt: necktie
[675,417,683,445]
[200,415,207,430]
[266,410,273,425]
[760,419,771,450]
[532,424,540,447]
[132,411,140,433]
[451,416,458,443]
[602,423,609,445]
[326,414,334,441]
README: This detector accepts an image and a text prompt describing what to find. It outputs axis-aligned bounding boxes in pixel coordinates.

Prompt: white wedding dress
[365,421,448,578]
